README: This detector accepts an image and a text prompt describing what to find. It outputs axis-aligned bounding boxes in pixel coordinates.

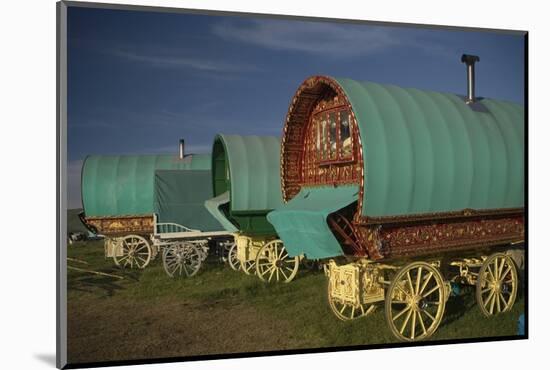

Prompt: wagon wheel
[476,253,518,317]
[385,262,446,341]
[241,259,256,275]
[197,243,209,262]
[113,235,152,269]
[327,281,376,320]
[227,243,240,271]
[162,243,202,278]
[255,240,300,283]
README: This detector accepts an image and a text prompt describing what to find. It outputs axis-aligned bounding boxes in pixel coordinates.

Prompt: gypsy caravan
[204,135,301,283]
[268,56,524,341]
[80,141,213,270]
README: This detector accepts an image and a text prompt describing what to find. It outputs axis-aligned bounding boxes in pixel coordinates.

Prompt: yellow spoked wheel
[227,243,240,271]
[327,283,376,321]
[241,260,256,275]
[476,253,518,317]
[255,240,300,283]
[113,235,152,269]
[385,262,446,341]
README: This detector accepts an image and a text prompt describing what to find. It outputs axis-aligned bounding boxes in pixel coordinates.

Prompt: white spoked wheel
[113,235,152,269]
[241,260,256,275]
[227,243,240,271]
[255,239,300,283]
[385,262,447,342]
[162,243,202,278]
[476,253,518,317]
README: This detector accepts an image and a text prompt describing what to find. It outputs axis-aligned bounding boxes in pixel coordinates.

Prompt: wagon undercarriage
[325,245,523,341]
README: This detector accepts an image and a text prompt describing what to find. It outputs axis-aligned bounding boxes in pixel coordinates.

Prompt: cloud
[212,19,401,57]
[110,49,258,73]
[211,19,457,59]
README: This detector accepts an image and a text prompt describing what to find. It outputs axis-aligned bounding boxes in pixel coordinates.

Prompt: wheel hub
[408,295,424,310]
[275,259,283,268]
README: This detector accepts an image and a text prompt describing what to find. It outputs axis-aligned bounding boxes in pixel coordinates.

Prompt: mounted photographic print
[56,1,527,368]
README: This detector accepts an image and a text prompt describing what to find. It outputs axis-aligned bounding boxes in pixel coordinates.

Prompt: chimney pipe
[179,139,185,159]
[461,54,480,104]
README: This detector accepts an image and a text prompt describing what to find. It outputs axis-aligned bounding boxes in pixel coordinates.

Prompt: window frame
[311,105,356,165]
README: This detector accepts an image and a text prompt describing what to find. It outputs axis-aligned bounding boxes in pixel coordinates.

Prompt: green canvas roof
[153,170,225,232]
[207,134,283,235]
[333,77,524,218]
[81,154,211,217]
[267,185,359,258]
[212,134,283,212]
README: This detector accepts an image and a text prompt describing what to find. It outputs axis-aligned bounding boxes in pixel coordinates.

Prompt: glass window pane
[329,112,337,160]
[340,110,352,158]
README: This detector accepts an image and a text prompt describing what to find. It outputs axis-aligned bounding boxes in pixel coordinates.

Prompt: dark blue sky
[67,6,524,208]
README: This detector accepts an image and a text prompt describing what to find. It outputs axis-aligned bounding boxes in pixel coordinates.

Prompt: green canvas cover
[333,78,524,218]
[267,185,359,259]
[153,170,224,232]
[208,134,283,235]
[204,191,238,232]
[82,154,211,217]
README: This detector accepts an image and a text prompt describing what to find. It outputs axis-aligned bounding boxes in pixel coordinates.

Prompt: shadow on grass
[68,268,141,297]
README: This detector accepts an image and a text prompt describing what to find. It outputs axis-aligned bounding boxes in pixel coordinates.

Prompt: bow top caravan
[268,74,524,261]
[267,64,525,341]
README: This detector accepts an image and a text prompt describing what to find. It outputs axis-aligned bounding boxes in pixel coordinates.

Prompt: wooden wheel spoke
[415,267,422,295]
[501,266,512,280]
[496,290,502,312]
[339,304,347,314]
[268,265,276,281]
[260,265,275,277]
[417,310,427,336]
[406,271,414,296]
[498,258,506,278]
[422,285,440,298]
[418,272,433,295]
[392,305,411,322]
[421,308,436,322]
[411,308,417,339]
[395,283,411,298]
[399,309,413,335]
[481,287,492,294]
[280,267,289,281]
[483,290,495,307]
[499,293,508,308]
[489,292,496,314]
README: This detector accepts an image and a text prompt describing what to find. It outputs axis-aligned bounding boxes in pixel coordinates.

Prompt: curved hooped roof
[82,154,211,217]
[282,76,524,219]
[212,134,283,212]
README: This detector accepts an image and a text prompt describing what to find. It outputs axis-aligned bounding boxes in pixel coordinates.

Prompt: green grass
[67,241,525,364]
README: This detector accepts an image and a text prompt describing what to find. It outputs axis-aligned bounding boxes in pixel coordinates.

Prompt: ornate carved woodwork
[281,76,363,201]
[83,215,154,236]
[352,215,524,261]
[327,212,363,255]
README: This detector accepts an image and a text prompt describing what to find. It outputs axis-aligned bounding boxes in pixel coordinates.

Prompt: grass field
[67,240,525,365]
